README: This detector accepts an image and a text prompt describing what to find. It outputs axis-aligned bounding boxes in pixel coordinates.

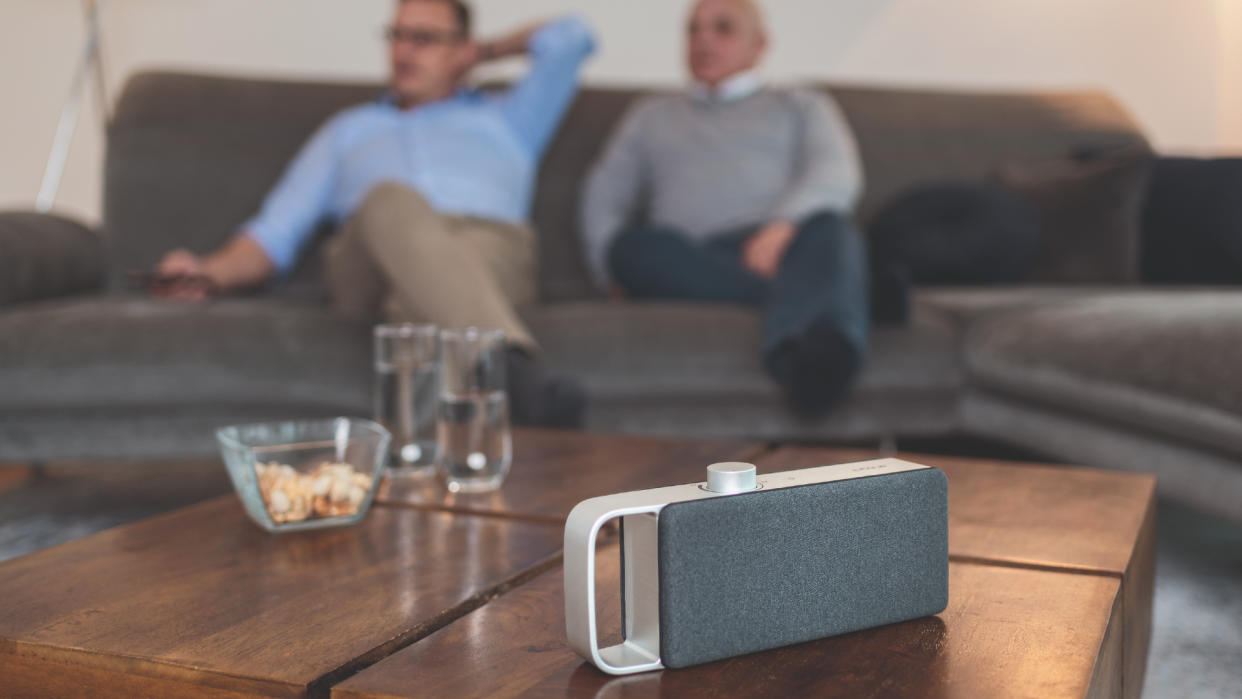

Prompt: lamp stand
[36,0,110,213]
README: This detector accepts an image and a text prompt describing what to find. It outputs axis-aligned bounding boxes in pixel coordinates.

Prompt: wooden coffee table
[0,429,1155,698]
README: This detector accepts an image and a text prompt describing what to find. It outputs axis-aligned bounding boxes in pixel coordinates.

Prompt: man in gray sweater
[581,0,868,416]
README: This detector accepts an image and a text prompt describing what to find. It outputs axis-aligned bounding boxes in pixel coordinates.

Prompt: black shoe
[505,346,588,429]
[764,321,861,419]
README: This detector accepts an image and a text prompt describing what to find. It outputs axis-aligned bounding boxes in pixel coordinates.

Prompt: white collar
[689,70,763,104]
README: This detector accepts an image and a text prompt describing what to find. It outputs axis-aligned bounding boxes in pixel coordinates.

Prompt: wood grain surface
[377,428,762,524]
[752,447,1157,576]
[1120,490,1157,699]
[753,445,1157,699]
[0,437,1157,698]
[333,544,1123,699]
[0,496,563,698]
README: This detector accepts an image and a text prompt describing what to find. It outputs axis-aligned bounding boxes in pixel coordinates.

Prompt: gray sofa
[2,72,1240,522]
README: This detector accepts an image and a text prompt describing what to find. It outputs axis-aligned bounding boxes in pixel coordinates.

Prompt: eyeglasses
[688,18,739,38]
[383,25,465,48]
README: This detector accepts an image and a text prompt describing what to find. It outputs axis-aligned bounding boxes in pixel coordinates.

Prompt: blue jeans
[608,212,870,411]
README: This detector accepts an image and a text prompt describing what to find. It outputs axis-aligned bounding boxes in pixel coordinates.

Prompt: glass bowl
[216,417,391,533]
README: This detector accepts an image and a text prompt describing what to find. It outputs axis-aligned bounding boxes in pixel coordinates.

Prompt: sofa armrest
[0,211,104,306]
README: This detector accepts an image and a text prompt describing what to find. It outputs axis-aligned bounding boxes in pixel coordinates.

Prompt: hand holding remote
[142,249,220,300]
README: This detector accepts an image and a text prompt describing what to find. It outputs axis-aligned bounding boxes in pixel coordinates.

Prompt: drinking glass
[436,327,512,493]
[374,323,440,478]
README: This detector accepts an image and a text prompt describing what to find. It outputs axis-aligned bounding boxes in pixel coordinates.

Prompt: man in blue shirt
[157,0,595,427]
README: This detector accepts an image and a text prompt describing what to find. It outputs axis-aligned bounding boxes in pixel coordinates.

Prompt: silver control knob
[706,462,758,494]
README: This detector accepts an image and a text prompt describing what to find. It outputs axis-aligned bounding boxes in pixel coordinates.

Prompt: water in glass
[374,323,439,477]
[374,362,438,474]
[437,389,512,492]
[436,327,511,492]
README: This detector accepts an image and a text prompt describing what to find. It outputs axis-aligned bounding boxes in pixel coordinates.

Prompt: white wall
[1219,1,1242,149]
[1,0,1237,225]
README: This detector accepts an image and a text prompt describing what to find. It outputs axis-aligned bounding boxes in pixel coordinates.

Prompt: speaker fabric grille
[656,469,949,668]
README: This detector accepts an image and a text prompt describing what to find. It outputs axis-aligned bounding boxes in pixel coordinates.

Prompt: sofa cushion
[868,183,1040,286]
[104,74,381,299]
[832,86,1149,227]
[995,149,1152,283]
[0,407,346,462]
[523,301,962,440]
[964,291,1242,455]
[525,301,964,439]
[917,286,1160,327]
[526,301,961,397]
[0,212,103,305]
[105,73,1150,305]
[545,86,1150,301]
[0,296,371,413]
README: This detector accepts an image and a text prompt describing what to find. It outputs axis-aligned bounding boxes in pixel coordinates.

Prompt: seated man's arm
[157,117,343,294]
[493,15,597,156]
[741,91,863,279]
[768,90,864,223]
[158,235,273,295]
[581,102,652,290]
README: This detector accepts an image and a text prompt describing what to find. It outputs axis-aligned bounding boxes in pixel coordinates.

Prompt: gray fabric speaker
[565,459,949,674]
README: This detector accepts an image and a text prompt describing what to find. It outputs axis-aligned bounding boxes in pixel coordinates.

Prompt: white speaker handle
[564,495,666,675]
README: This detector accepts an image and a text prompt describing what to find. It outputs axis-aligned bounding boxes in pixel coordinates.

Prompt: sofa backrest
[104,72,1148,302]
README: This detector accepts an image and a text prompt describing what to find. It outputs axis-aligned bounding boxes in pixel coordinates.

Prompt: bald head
[686,0,768,87]
[696,0,766,36]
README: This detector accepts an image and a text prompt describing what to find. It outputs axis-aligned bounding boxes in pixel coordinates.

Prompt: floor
[0,460,1240,698]
[1144,501,1242,699]
[0,461,232,560]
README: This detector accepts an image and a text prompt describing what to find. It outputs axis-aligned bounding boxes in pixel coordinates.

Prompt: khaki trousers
[324,183,538,350]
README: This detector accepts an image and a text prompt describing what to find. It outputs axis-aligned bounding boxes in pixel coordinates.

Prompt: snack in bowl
[256,461,374,523]
[217,417,390,533]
